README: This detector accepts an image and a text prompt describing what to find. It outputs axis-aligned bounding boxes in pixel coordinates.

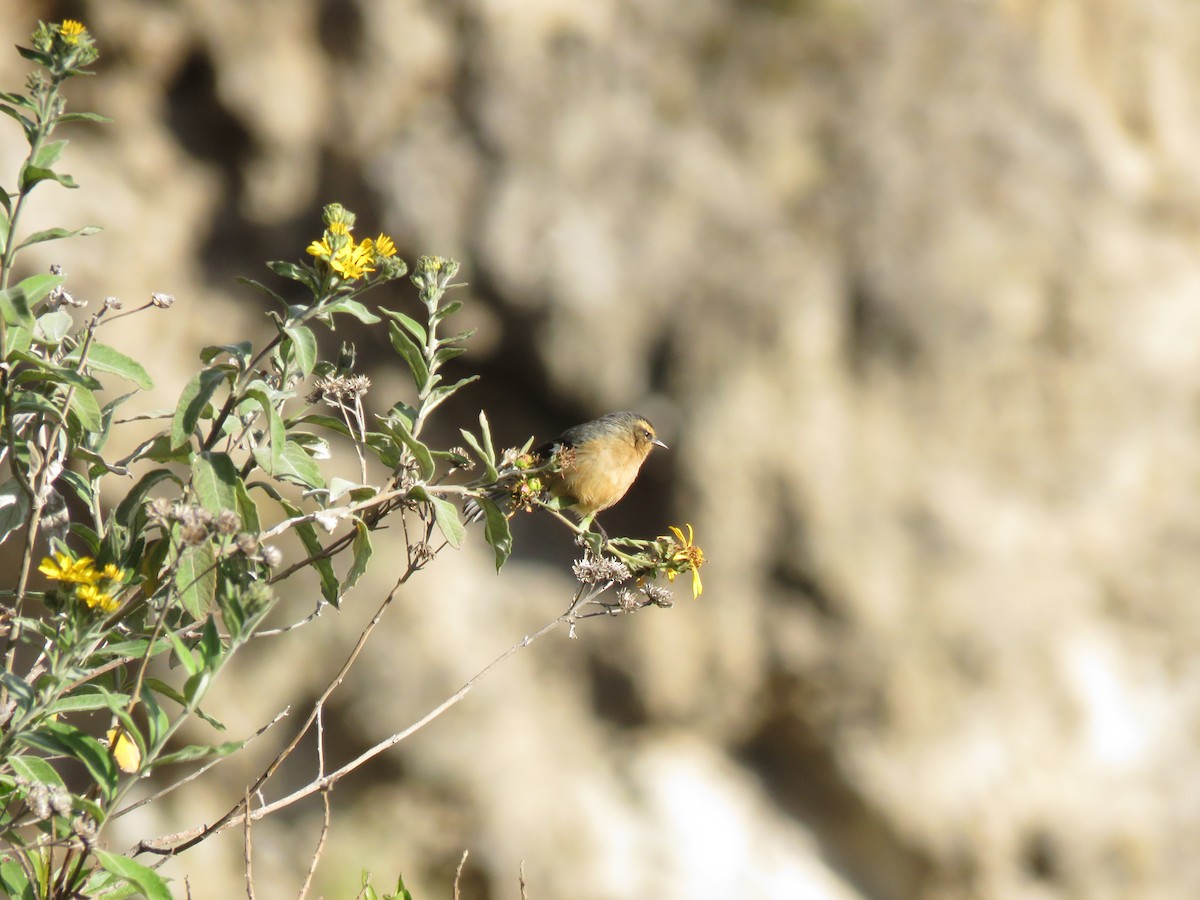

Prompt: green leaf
[10,352,102,389]
[151,739,245,769]
[69,386,102,432]
[0,864,30,900]
[0,106,34,142]
[380,307,426,344]
[19,164,77,191]
[460,410,499,482]
[422,491,465,549]
[58,110,114,124]
[235,477,261,533]
[284,323,318,378]
[199,615,223,667]
[6,754,64,787]
[267,259,316,288]
[135,688,169,760]
[46,690,133,716]
[94,851,173,900]
[433,298,464,322]
[281,498,339,605]
[0,671,34,712]
[423,375,479,413]
[380,413,435,481]
[235,275,288,307]
[388,321,429,388]
[32,139,68,169]
[285,412,352,436]
[176,541,217,620]
[113,468,179,532]
[4,323,32,356]
[240,387,285,475]
[363,432,402,468]
[343,520,372,592]
[0,479,30,546]
[171,367,229,449]
[0,273,60,328]
[324,297,381,324]
[66,341,153,389]
[166,629,200,677]
[33,309,73,344]
[478,497,513,572]
[270,439,326,489]
[200,340,254,367]
[17,720,117,800]
[14,224,101,253]
[433,345,467,366]
[191,451,239,515]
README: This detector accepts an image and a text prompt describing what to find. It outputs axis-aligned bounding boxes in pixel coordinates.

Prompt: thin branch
[519,860,528,900]
[296,789,331,900]
[112,708,290,820]
[243,788,256,900]
[453,849,469,900]
[252,600,330,638]
[136,599,576,853]
[135,563,416,857]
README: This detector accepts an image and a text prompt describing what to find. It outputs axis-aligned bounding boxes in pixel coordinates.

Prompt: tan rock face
[6,1,1200,896]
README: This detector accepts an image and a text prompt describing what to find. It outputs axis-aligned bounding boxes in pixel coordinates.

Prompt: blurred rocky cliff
[5,0,1200,897]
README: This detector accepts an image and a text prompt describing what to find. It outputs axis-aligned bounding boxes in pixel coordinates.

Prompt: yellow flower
[106,728,142,774]
[330,240,376,280]
[370,233,397,258]
[38,552,99,585]
[59,20,87,44]
[328,220,351,237]
[101,563,127,582]
[306,237,333,260]
[665,524,706,599]
[77,583,120,614]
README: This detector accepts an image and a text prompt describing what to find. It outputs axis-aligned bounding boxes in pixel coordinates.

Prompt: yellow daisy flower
[665,524,706,600]
[370,233,397,258]
[38,552,99,585]
[59,20,86,45]
[77,583,120,614]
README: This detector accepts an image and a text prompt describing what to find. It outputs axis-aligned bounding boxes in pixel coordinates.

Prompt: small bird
[468,411,667,530]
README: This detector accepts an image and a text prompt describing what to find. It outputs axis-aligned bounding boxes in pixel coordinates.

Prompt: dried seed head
[572,556,631,585]
[49,785,73,818]
[145,497,173,526]
[641,583,674,607]
[150,292,174,309]
[215,509,242,535]
[71,813,97,850]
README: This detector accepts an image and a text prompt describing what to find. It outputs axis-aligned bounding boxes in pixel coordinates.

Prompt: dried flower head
[150,292,174,309]
[145,497,173,527]
[307,373,371,405]
[215,509,242,535]
[572,555,631,585]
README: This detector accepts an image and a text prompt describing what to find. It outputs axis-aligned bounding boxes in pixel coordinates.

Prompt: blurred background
[5,0,1200,897]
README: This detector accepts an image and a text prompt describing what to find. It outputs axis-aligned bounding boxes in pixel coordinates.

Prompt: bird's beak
[652,437,669,450]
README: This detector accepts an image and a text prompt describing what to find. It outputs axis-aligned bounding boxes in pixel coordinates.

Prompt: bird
[466,411,667,531]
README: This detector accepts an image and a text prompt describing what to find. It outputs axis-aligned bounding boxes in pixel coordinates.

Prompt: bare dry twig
[135,594,584,853]
[453,849,469,900]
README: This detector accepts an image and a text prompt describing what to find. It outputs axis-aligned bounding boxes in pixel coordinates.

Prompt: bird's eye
[642,430,653,441]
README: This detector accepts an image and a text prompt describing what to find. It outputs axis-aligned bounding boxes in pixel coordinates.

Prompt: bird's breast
[554,439,645,516]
